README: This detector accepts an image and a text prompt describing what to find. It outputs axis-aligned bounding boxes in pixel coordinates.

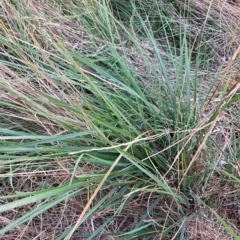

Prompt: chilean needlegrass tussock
[0,0,239,239]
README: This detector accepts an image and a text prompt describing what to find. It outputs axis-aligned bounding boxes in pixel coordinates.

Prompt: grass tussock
[0,0,240,239]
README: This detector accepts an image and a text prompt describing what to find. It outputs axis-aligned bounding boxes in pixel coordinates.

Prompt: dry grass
[185,213,239,240]
[185,175,240,240]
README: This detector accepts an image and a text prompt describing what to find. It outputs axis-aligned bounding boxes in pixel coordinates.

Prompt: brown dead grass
[185,213,238,240]
[185,174,240,240]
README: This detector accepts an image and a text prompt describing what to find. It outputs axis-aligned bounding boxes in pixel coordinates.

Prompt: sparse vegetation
[0,0,239,239]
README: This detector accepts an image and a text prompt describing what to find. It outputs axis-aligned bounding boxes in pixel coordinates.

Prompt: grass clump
[0,0,240,239]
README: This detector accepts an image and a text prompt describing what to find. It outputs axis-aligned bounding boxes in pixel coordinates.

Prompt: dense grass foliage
[0,0,239,239]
